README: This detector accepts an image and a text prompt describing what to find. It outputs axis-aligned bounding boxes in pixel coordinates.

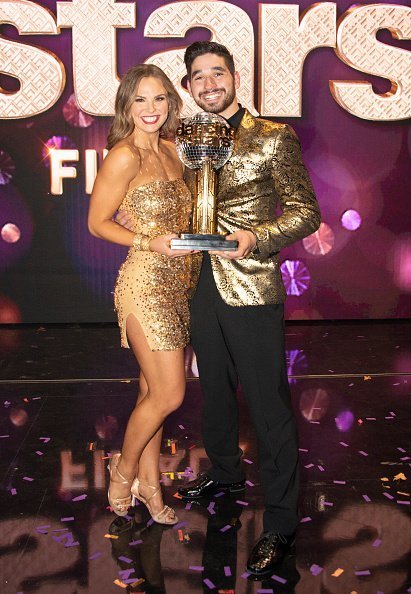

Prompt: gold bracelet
[140,235,151,251]
[132,234,150,251]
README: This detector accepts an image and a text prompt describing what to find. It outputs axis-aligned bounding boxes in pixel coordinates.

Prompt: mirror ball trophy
[170,111,238,251]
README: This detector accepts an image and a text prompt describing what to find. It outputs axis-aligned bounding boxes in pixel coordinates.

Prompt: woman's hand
[149,234,196,258]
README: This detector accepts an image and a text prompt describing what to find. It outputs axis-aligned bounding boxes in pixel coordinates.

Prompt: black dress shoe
[177,472,245,499]
[246,532,296,576]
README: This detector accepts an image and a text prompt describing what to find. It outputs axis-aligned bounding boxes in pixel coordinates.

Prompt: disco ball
[176,111,234,170]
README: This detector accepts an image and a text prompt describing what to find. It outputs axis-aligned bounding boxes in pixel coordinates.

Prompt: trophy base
[170,233,238,251]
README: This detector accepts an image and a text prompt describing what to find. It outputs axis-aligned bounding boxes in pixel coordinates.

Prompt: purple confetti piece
[35,451,43,456]
[0,435,10,438]
[383,492,394,500]
[257,590,274,593]
[397,447,406,453]
[318,465,325,471]
[362,494,371,502]
[305,463,314,469]
[300,516,312,523]
[224,566,231,577]
[36,526,50,534]
[23,476,34,481]
[220,525,232,532]
[324,501,334,507]
[358,451,368,456]
[118,555,132,564]
[400,456,411,461]
[146,518,154,527]
[339,442,349,447]
[65,540,79,547]
[235,500,248,506]
[355,570,371,576]
[213,491,225,498]
[11,488,17,495]
[372,539,382,548]
[299,448,308,452]
[245,480,255,487]
[89,552,102,560]
[243,458,253,464]
[52,528,69,533]
[310,564,323,576]
[385,416,394,419]
[185,502,192,510]
[39,437,50,443]
[61,517,74,522]
[207,502,216,514]
[333,480,346,484]
[173,521,187,530]
[241,572,250,579]
[271,574,287,584]
[118,569,135,579]
[72,494,87,501]
[189,566,204,571]
[365,417,376,421]
[129,539,142,546]
[390,411,396,416]
[203,578,215,589]
[178,424,185,429]
[397,500,410,505]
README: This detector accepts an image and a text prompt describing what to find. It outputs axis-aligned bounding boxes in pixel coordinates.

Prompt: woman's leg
[110,315,186,515]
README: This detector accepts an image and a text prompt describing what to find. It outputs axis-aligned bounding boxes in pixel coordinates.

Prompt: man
[177,41,321,576]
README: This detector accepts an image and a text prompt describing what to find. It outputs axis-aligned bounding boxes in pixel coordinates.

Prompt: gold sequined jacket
[187,109,321,306]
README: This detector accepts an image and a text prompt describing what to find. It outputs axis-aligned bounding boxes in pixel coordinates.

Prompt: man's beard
[196,87,235,115]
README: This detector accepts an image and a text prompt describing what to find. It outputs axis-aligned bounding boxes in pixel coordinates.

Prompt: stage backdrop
[0,0,410,323]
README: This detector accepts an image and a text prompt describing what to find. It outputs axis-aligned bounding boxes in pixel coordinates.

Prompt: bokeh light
[335,410,355,432]
[303,222,334,256]
[42,135,77,167]
[341,209,362,231]
[286,349,308,383]
[0,150,15,185]
[1,223,21,243]
[391,238,411,292]
[95,415,119,440]
[63,94,95,128]
[0,295,22,323]
[10,408,28,427]
[299,388,330,422]
[281,260,311,296]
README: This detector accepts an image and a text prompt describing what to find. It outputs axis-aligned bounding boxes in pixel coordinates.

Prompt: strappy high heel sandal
[107,453,134,517]
[131,478,178,525]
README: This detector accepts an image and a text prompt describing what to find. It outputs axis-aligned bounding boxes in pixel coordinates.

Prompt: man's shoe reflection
[109,516,167,593]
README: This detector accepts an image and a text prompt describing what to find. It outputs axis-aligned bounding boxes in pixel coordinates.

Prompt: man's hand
[114,210,134,230]
[210,230,257,260]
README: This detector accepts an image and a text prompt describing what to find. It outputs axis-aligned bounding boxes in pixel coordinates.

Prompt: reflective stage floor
[0,321,410,593]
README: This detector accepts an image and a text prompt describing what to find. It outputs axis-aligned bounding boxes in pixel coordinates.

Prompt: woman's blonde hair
[107,64,182,149]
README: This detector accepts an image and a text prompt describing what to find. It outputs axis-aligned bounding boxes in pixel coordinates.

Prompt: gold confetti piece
[131,578,145,587]
[173,492,182,499]
[332,568,344,577]
[120,380,131,383]
[397,491,410,497]
[394,473,407,481]
[104,534,119,539]
[380,477,389,482]
[113,579,127,588]
[363,376,372,381]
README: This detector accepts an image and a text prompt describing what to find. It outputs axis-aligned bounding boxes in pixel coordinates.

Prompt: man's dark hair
[184,41,235,79]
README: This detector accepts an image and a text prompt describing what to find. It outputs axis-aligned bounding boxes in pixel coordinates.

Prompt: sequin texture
[114,179,193,351]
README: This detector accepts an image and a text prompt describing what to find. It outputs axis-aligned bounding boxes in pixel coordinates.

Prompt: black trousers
[190,255,299,534]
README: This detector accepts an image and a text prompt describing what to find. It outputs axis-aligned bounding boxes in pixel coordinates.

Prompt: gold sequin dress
[114,179,192,351]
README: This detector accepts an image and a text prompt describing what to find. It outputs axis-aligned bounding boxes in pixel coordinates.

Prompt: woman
[88,64,194,525]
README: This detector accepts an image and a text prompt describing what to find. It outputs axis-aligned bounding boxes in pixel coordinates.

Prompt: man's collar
[226,105,245,129]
